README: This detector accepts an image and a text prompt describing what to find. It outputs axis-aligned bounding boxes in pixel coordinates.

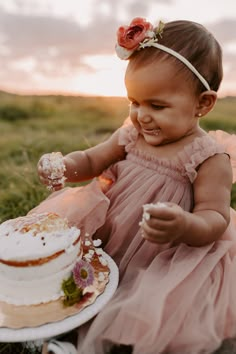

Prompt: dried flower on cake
[61,238,110,307]
[62,260,95,307]
[73,259,95,289]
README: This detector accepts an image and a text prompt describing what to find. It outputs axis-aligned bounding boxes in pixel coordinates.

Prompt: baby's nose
[137,108,152,124]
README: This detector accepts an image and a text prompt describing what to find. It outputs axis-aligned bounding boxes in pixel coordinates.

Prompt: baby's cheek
[130,118,141,134]
[129,108,137,120]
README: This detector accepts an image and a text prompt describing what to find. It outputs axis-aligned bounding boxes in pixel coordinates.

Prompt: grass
[0,92,236,353]
[0,343,40,354]
[0,92,128,222]
[0,92,236,221]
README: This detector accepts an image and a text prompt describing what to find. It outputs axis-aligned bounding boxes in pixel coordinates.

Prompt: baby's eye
[151,104,164,110]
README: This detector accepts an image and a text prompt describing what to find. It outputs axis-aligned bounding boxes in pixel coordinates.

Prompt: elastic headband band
[141,42,211,91]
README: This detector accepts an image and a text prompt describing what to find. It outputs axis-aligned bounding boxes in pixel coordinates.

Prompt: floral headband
[115,17,210,91]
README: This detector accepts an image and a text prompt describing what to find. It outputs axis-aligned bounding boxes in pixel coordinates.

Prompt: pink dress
[32,121,236,354]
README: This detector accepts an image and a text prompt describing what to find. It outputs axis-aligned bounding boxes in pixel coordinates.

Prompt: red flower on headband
[117,17,154,51]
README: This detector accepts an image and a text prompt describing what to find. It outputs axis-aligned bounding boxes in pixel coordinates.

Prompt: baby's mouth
[142,128,161,136]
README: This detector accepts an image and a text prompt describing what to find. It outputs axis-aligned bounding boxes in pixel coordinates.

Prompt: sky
[0,0,235,97]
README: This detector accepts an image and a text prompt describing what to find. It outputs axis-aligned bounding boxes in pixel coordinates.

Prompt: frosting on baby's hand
[139,202,168,226]
[41,152,67,191]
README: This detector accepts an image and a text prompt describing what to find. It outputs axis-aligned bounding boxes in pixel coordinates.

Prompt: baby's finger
[145,217,171,231]
[38,166,49,179]
[147,203,176,221]
[38,175,51,186]
[141,223,169,244]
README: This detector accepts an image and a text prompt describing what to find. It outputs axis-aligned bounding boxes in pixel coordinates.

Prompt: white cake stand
[0,252,119,343]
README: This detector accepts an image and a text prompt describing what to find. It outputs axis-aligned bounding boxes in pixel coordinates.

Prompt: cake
[0,212,82,306]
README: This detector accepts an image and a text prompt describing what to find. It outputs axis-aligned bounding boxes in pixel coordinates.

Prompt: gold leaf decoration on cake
[19,212,68,234]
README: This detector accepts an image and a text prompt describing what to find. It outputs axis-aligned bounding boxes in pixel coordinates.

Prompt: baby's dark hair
[128,20,223,93]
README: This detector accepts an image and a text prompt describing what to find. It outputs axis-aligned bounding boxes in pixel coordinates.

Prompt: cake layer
[0,242,82,281]
[0,258,79,305]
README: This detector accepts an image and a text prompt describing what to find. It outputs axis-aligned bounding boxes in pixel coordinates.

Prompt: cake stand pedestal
[0,253,119,352]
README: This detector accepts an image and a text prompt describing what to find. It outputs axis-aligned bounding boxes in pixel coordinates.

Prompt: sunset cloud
[0,0,235,96]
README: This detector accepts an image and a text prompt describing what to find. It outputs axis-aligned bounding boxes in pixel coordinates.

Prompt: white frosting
[41,152,67,190]
[139,202,168,226]
[0,213,80,262]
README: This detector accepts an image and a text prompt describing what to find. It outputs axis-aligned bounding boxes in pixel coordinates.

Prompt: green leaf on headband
[156,21,165,37]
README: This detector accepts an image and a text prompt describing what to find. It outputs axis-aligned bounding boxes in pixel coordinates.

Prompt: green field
[0,92,128,223]
[0,91,236,223]
[0,92,236,353]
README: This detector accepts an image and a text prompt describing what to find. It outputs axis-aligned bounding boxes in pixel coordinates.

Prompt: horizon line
[0,87,235,100]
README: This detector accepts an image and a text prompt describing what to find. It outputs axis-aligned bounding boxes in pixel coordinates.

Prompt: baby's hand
[140,202,187,244]
[37,152,67,191]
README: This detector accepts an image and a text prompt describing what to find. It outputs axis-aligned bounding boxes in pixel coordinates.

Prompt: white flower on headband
[115,44,134,60]
[115,17,164,60]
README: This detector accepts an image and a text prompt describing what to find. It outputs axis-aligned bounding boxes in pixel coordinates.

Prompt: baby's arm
[38,129,125,189]
[141,153,232,246]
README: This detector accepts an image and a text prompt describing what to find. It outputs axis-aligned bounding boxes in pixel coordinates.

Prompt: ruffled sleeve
[99,118,138,188]
[118,117,138,152]
[209,130,236,183]
[179,135,225,183]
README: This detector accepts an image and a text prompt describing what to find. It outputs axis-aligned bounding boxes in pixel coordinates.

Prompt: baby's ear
[195,91,217,117]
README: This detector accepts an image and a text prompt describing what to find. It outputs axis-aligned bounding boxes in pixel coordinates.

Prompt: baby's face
[125,59,200,146]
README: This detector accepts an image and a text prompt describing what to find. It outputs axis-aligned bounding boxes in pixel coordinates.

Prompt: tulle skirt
[30,181,236,354]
